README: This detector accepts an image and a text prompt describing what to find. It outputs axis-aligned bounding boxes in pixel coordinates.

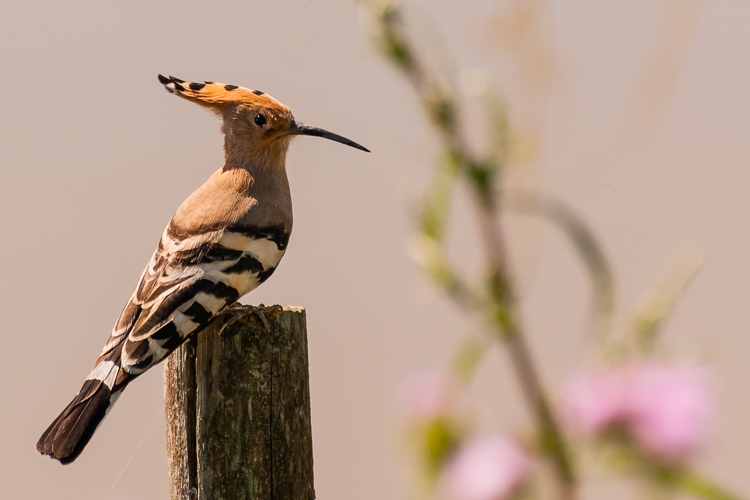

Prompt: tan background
[1,1,749,498]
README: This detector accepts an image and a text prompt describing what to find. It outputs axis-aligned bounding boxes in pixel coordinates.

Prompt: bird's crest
[158,74,287,113]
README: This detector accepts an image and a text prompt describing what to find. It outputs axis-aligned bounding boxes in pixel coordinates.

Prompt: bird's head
[158,75,369,165]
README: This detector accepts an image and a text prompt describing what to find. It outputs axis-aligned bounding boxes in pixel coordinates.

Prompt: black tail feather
[36,379,116,464]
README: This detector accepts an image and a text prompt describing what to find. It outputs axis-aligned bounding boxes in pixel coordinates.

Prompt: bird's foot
[217,303,248,337]
[249,306,272,332]
[218,303,271,337]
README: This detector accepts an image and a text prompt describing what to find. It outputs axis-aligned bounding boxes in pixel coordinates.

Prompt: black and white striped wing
[95,225,286,384]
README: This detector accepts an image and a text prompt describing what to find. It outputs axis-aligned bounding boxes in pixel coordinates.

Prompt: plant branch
[650,465,741,500]
[368,3,576,497]
[504,190,615,342]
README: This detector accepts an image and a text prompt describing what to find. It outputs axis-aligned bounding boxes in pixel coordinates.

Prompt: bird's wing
[38,224,263,462]
[94,227,238,381]
[93,221,289,385]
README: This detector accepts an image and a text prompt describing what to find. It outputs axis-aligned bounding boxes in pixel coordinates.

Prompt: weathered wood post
[164,304,315,500]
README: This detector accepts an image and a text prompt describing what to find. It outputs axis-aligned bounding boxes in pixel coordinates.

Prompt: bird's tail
[36,363,124,464]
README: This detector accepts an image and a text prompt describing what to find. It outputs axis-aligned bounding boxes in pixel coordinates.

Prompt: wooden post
[164,305,315,500]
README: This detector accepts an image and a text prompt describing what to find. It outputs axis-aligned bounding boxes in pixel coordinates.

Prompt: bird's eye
[254,114,267,127]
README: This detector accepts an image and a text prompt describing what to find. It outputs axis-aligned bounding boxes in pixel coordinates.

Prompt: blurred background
[1,0,749,498]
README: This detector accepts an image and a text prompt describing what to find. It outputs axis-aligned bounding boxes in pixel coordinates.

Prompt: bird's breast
[208,225,290,297]
[218,231,285,268]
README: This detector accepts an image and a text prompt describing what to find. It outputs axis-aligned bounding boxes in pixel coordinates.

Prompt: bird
[36,75,369,464]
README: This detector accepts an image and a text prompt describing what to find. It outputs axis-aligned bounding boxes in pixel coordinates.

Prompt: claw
[251,307,271,332]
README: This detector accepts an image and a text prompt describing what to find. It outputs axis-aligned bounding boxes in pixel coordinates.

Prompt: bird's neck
[220,136,293,226]
[223,134,290,176]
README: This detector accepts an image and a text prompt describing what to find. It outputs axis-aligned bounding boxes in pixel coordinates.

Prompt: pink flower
[561,363,714,461]
[444,433,531,500]
[561,369,630,435]
[628,365,714,460]
[397,370,456,420]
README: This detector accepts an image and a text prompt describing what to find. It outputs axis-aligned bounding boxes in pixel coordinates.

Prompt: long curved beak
[288,121,370,153]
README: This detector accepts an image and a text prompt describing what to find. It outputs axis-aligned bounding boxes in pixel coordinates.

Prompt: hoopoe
[36,75,369,464]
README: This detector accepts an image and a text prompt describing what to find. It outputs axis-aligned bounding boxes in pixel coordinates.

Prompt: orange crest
[158,75,290,115]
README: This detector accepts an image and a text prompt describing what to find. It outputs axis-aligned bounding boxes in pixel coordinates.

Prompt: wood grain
[164,305,314,500]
